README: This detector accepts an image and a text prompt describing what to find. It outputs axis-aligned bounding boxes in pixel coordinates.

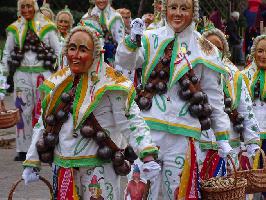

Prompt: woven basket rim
[202,178,247,192]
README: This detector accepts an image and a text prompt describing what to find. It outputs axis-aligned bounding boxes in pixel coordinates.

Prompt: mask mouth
[72,60,80,65]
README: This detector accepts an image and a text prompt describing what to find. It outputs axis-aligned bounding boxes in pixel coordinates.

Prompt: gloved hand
[22,167,39,185]
[130,18,145,42]
[217,140,233,158]
[246,144,260,157]
[141,161,161,180]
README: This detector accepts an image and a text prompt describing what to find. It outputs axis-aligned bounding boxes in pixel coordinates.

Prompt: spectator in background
[40,2,54,21]
[209,8,224,32]
[141,13,154,29]
[244,0,261,56]
[226,11,244,65]
[117,8,132,35]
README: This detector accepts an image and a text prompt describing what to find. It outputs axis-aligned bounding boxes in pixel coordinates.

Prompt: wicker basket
[201,155,247,200]
[238,148,266,194]
[0,101,20,129]
[8,176,53,200]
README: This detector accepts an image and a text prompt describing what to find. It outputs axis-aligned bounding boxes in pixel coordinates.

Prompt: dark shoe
[14,152,26,161]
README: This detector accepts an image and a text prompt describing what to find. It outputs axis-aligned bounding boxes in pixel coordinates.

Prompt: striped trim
[144,117,201,140]
[232,71,243,109]
[16,66,48,73]
[260,132,266,139]
[54,154,109,168]
[139,146,159,159]
[124,35,138,51]
[215,131,229,141]
[23,160,41,169]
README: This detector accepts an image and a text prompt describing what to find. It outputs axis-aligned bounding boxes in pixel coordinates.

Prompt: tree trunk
[138,0,145,17]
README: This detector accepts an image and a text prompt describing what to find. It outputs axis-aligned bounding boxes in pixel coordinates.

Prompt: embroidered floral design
[105,67,127,83]
[198,37,215,56]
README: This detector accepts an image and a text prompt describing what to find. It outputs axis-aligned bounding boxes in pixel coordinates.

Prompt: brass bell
[36,137,48,153]
[97,146,113,160]
[80,125,96,138]
[114,160,131,176]
[39,151,54,163]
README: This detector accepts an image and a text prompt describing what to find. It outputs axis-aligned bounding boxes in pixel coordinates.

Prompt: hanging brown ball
[191,91,204,104]
[189,104,203,117]
[180,79,191,89]
[114,160,131,176]
[80,125,96,138]
[95,131,108,144]
[155,82,167,95]
[159,70,168,79]
[202,104,213,117]
[179,89,192,101]
[113,151,125,166]
[44,132,58,148]
[190,76,198,84]
[150,71,157,79]
[45,114,56,126]
[224,97,232,107]
[200,118,211,130]
[145,82,154,92]
[224,107,232,114]
[56,110,68,122]
[124,146,138,163]
[61,92,71,103]
[138,96,152,111]
[39,151,54,163]
[97,146,113,160]
[36,137,48,153]
[236,114,244,123]
[233,124,244,133]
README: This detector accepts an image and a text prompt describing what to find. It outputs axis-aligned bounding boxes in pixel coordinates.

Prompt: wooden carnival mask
[166,0,193,33]
[255,39,266,70]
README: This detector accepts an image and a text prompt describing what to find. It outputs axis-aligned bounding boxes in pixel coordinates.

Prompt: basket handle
[8,176,53,200]
[238,148,266,170]
[226,154,239,186]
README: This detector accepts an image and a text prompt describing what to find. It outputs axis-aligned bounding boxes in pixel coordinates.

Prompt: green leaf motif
[179,102,190,117]
[130,125,137,132]
[74,137,90,156]
[126,114,135,120]
[136,135,144,145]
[154,95,167,112]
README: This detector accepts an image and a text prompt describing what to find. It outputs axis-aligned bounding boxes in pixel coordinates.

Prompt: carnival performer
[55,5,74,68]
[116,8,131,35]
[141,13,154,29]
[199,22,260,178]
[147,0,165,30]
[40,1,54,22]
[242,37,266,149]
[22,26,160,199]
[81,0,125,66]
[1,0,60,161]
[115,0,233,199]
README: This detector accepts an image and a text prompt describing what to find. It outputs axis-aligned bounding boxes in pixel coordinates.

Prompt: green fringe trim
[139,147,159,160]
[124,35,138,51]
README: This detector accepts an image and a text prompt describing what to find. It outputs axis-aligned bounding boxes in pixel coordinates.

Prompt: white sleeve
[47,30,61,59]
[237,80,260,144]
[198,65,231,141]
[23,117,45,169]
[115,36,145,71]
[1,32,15,74]
[107,90,158,158]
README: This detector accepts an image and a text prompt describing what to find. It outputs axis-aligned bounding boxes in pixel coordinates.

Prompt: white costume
[82,4,125,44]
[23,26,158,199]
[1,12,60,154]
[115,20,232,199]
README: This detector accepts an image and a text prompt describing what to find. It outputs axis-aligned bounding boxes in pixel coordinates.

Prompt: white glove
[22,167,39,185]
[130,18,145,42]
[217,140,233,158]
[246,144,260,157]
[141,161,161,180]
